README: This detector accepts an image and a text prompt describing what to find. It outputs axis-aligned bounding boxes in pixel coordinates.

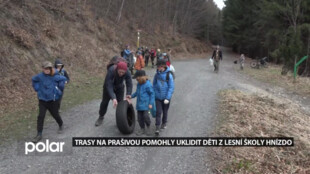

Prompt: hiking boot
[161,123,167,129]
[95,117,104,126]
[32,135,42,143]
[155,126,160,135]
[145,126,151,136]
[136,128,145,136]
[58,125,63,134]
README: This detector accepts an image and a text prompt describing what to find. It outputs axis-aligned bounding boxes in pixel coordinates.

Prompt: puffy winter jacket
[134,55,145,70]
[153,67,174,100]
[32,72,67,101]
[131,80,155,111]
[123,49,131,60]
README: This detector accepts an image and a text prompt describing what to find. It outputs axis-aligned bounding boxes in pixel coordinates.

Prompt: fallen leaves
[208,89,310,173]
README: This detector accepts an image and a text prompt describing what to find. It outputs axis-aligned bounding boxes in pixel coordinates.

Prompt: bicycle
[250,57,268,69]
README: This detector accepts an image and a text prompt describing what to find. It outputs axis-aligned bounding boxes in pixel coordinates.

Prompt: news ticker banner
[72,137,294,147]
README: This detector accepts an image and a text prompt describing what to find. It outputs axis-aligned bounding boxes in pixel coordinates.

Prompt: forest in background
[0,0,221,112]
[89,0,222,43]
[222,0,310,76]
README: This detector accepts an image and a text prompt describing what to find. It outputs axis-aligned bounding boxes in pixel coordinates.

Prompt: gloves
[164,99,169,104]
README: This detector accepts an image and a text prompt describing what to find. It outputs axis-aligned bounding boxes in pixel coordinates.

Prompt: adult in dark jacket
[144,47,150,67]
[95,61,133,126]
[211,45,223,72]
[31,61,67,143]
[150,48,157,68]
[54,59,70,111]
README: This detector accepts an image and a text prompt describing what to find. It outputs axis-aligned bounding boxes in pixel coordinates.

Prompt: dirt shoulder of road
[207,89,310,173]
[239,60,310,97]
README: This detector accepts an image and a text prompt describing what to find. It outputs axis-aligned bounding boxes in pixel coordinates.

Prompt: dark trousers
[155,100,170,126]
[58,93,63,110]
[145,56,150,67]
[37,100,63,133]
[137,110,151,129]
[151,56,155,67]
[214,60,220,72]
[99,86,124,118]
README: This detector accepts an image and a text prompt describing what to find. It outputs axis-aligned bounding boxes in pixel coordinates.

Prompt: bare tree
[116,0,125,23]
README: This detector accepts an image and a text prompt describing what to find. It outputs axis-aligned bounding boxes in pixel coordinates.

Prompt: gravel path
[1,48,309,174]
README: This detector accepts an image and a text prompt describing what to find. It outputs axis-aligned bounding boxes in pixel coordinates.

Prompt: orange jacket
[134,55,145,70]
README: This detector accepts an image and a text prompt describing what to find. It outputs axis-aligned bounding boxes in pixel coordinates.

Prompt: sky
[213,0,225,10]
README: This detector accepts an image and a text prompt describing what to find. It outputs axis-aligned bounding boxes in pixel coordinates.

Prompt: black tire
[250,61,257,68]
[116,100,136,134]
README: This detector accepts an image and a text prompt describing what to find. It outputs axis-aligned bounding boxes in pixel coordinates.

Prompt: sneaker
[95,117,104,126]
[155,126,160,135]
[136,128,145,136]
[161,123,167,129]
[145,126,151,136]
[32,135,42,143]
[58,125,63,134]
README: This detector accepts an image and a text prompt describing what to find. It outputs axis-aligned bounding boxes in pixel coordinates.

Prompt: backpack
[167,71,175,80]
[120,50,124,57]
[107,56,127,70]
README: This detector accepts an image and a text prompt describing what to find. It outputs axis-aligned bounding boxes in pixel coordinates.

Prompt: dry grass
[6,26,35,49]
[240,64,310,96]
[208,89,310,173]
[0,0,210,142]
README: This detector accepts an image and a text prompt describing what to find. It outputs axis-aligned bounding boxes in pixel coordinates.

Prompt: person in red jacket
[150,48,157,68]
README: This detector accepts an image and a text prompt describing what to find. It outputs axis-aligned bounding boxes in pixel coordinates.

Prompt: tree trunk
[105,0,112,18]
[116,0,125,23]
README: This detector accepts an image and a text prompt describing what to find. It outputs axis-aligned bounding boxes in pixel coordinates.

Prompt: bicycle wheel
[263,62,268,68]
[250,61,257,68]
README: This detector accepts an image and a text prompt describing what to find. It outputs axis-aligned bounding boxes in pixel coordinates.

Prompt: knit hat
[156,59,166,66]
[133,70,146,78]
[117,61,128,71]
[42,61,53,68]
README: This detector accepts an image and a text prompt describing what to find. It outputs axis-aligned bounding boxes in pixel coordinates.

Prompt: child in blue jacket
[31,61,67,143]
[153,59,174,135]
[131,70,155,135]
[54,59,70,111]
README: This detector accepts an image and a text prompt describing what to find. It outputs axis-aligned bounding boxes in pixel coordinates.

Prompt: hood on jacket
[156,66,170,74]
[54,59,64,68]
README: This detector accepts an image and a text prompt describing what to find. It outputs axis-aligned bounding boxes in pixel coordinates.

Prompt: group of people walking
[31,45,174,143]
[122,45,172,71]
[95,45,175,136]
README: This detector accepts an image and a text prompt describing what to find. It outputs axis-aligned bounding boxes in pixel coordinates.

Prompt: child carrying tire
[130,70,155,135]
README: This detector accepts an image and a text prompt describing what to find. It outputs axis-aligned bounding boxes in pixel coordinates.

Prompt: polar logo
[25,140,65,155]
